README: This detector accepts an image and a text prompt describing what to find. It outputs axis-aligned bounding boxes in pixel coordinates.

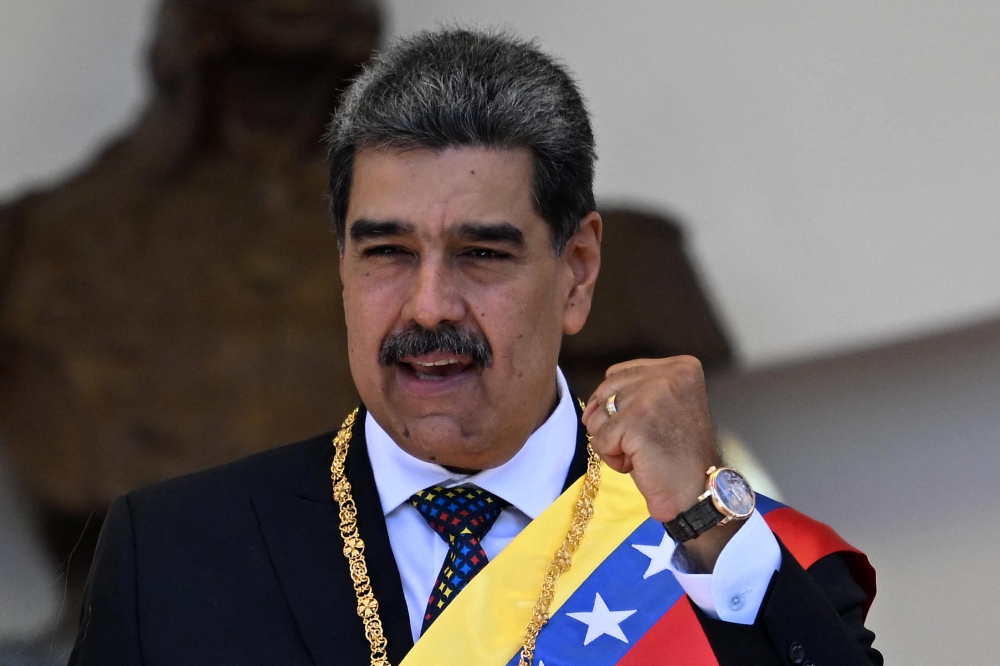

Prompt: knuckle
[606,357,659,378]
[631,396,657,421]
[672,355,704,383]
[605,361,631,378]
[588,432,612,455]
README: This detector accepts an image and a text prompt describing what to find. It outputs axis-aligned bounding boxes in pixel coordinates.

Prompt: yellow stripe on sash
[400,464,650,666]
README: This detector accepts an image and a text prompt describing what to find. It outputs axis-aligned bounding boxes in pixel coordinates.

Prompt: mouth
[398,354,476,382]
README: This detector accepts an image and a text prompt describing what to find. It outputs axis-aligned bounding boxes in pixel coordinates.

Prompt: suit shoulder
[126,431,336,515]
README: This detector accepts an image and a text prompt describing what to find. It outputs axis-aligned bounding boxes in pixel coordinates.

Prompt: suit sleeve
[694,543,883,666]
[68,495,145,666]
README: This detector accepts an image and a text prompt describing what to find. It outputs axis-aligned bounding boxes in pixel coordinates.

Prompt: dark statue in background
[0,0,381,515]
[0,0,729,523]
[560,207,732,392]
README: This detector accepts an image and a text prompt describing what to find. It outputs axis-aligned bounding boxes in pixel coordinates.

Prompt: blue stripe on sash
[754,493,784,515]
[505,519,684,666]
[505,494,783,666]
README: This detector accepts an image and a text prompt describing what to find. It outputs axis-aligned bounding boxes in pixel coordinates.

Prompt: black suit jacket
[70,406,881,665]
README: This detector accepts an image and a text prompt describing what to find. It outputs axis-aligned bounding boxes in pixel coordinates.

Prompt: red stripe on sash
[616,598,719,666]
[614,507,876,663]
[764,507,877,617]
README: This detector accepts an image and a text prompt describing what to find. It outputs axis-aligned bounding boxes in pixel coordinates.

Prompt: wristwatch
[663,466,755,543]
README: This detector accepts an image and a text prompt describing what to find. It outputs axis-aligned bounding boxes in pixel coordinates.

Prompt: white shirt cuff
[665,509,781,624]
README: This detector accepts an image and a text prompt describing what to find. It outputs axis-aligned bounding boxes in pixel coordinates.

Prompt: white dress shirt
[366,368,781,643]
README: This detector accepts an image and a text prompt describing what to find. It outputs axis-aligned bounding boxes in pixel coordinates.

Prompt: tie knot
[410,484,509,542]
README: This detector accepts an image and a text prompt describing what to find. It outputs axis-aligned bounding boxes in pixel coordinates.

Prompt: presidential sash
[400,464,875,666]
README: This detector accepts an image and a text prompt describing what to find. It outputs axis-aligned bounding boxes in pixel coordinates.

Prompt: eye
[463,247,511,260]
[362,244,411,258]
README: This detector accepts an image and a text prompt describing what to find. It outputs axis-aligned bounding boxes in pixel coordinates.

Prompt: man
[70,29,880,665]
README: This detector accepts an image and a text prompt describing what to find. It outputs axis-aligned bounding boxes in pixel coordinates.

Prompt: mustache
[379,324,493,369]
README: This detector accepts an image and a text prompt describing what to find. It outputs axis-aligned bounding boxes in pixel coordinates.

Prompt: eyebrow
[456,221,525,247]
[350,218,526,248]
[349,219,415,243]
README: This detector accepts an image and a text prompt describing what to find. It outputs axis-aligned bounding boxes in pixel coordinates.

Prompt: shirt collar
[366,368,579,520]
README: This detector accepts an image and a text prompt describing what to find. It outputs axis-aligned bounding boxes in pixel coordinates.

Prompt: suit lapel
[250,407,413,665]
[344,409,416,663]
[250,397,588,665]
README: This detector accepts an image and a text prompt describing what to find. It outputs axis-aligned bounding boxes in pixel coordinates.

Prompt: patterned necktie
[409,484,510,634]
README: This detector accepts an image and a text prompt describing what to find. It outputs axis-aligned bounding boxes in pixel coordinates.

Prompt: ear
[561,211,602,336]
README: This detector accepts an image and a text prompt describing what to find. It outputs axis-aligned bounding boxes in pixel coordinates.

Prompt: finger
[605,355,705,385]
[581,395,602,426]
[583,387,623,435]
[604,357,662,378]
[583,383,622,428]
[588,368,645,420]
[585,367,652,436]
[596,450,631,474]
[586,387,638,458]
[587,415,631,473]
[591,417,640,476]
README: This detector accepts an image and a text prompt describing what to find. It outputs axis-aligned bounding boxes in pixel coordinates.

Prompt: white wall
[383,0,1000,367]
[2,2,998,659]
[708,319,1000,664]
[0,1,156,198]
[2,0,999,368]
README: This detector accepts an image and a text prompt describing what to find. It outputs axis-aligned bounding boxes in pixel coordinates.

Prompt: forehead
[346,146,545,239]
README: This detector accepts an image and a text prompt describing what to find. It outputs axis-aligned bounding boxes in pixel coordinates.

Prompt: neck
[442,465,482,476]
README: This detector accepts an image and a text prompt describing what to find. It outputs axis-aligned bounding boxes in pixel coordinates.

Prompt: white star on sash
[565,593,637,646]
[631,533,676,579]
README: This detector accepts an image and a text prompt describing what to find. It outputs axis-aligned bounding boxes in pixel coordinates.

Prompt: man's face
[340,146,600,470]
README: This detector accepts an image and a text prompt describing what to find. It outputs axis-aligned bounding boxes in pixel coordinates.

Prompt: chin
[403,417,509,470]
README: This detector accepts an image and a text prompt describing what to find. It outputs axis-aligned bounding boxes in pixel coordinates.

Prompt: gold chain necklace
[329,405,602,666]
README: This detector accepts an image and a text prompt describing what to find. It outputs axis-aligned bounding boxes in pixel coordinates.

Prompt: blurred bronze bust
[0,0,730,517]
[0,0,381,512]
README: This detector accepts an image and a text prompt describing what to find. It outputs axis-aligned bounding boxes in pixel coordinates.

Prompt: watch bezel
[706,466,755,520]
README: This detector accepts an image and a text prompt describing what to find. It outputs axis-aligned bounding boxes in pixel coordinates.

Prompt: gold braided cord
[330,408,390,666]
[330,404,602,666]
[518,402,601,666]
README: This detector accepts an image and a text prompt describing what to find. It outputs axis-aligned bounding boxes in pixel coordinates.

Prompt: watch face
[712,468,755,518]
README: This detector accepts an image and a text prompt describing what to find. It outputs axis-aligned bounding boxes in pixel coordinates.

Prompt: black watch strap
[663,496,724,543]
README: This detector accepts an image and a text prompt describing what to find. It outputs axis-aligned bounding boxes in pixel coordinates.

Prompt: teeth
[413,359,460,367]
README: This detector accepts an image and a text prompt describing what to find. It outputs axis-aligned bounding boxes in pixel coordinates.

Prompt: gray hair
[325,27,597,254]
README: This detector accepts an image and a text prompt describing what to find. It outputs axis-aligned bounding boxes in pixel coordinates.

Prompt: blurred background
[1,1,998,664]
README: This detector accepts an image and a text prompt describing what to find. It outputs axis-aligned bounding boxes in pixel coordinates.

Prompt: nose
[400,255,467,329]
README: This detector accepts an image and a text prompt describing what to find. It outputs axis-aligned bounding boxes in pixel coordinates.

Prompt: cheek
[478,279,565,364]
[343,281,399,356]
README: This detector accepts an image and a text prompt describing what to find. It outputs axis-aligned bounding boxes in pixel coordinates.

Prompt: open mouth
[399,356,476,382]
